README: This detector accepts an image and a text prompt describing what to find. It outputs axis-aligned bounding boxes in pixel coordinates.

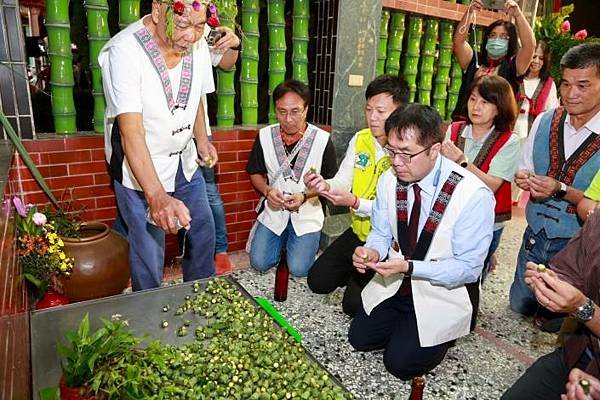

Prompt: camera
[206,29,224,47]
[482,0,505,10]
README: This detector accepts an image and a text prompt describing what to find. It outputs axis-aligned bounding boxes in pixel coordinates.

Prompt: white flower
[32,212,47,226]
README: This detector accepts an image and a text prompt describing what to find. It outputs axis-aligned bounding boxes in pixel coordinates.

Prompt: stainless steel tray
[30,276,349,398]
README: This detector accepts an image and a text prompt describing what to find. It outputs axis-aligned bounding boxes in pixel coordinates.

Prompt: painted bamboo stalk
[402,15,422,103]
[433,21,454,119]
[268,0,287,123]
[385,12,405,76]
[240,0,259,125]
[119,0,140,30]
[377,9,390,76]
[216,0,238,127]
[417,19,438,106]
[292,0,309,84]
[447,56,463,118]
[85,0,110,133]
[46,0,77,133]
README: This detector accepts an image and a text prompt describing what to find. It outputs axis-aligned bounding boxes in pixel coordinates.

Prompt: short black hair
[385,104,444,148]
[365,74,410,106]
[480,20,519,62]
[561,43,600,77]
[273,80,311,106]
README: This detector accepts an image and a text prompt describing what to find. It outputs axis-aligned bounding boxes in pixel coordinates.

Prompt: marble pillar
[331,0,382,161]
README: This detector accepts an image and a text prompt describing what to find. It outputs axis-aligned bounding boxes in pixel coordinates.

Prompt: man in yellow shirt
[577,170,600,221]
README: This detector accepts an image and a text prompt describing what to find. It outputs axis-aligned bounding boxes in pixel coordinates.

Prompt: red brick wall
[18,129,261,254]
[0,158,31,400]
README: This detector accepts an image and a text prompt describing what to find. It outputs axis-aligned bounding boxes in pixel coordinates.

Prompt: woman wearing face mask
[451,0,535,122]
[441,75,520,284]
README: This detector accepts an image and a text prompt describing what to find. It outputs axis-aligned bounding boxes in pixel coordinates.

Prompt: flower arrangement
[535,5,595,82]
[164,0,220,40]
[13,197,74,296]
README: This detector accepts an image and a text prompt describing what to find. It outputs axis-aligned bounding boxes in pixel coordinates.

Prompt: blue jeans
[114,162,215,291]
[250,221,320,277]
[481,227,504,284]
[201,166,228,253]
[509,227,570,316]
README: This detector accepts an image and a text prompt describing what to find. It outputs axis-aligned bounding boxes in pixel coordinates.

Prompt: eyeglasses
[383,145,432,164]
[276,107,306,119]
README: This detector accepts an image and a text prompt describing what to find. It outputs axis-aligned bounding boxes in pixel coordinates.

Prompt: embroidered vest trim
[271,125,317,183]
[547,108,600,213]
[134,27,193,114]
[450,122,512,222]
[517,77,554,133]
[396,171,464,261]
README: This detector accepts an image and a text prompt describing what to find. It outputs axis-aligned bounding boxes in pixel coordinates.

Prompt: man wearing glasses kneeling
[350,104,495,396]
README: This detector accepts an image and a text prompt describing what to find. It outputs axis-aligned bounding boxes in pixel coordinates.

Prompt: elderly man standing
[99,0,218,290]
[510,43,600,322]
[304,74,409,316]
[350,104,494,393]
[246,80,337,277]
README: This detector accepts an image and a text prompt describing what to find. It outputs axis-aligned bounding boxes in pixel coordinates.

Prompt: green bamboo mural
[402,15,422,103]
[268,0,287,124]
[119,0,140,30]
[417,19,438,106]
[385,12,405,76]
[292,0,310,84]
[447,56,463,118]
[216,0,238,127]
[46,0,77,133]
[85,0,110,133]
[433,21,454,119]
[377,10,390,76]
[240,0,259,125]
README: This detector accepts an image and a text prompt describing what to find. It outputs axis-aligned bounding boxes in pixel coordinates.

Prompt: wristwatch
[571,297,596,322]
[554,181,567,199]
[405,261,414,277]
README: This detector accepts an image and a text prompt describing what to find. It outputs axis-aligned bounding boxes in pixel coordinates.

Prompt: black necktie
[407,184,421,258]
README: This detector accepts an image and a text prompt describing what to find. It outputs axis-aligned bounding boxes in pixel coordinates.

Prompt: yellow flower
[60,263,67,271]
[59,252,66,260]
[57,239,64,247]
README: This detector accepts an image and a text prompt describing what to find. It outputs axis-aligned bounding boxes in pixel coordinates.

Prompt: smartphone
[482,0,505,10]
[206,29,224,46]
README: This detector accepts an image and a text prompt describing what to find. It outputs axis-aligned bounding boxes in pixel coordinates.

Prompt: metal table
[30,276,349,398]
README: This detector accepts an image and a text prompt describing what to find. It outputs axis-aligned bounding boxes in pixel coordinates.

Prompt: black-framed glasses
[383,144,432,164]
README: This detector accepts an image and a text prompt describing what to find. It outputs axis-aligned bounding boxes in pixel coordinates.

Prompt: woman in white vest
[350,104,495,391]
[246,80,338,276]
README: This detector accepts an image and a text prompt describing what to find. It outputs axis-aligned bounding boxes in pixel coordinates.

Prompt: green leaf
[0,110,59,208]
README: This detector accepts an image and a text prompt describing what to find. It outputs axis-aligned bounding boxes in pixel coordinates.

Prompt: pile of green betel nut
[148,278,352,399]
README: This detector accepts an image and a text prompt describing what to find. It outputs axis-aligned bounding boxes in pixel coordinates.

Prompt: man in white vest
[246,80,337,276]
[350,104,495,390]
[99,0,217,290]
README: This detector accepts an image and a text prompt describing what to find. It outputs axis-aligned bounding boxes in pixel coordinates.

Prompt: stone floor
[166,206,558,399]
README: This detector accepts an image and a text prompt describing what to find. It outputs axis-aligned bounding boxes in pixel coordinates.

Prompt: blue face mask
[486,38,509,59]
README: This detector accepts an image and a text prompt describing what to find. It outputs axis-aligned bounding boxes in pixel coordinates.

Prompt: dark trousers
[307,228,374,316]
[348,293,450,380]
[501,348,570,400]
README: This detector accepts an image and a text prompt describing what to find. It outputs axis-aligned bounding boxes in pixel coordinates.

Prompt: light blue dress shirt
[365,155,495,288]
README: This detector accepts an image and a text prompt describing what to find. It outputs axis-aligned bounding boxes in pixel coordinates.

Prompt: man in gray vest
[510,43,600,326]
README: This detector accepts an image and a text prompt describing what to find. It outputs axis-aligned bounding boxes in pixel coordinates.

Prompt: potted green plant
[58,314,140,400]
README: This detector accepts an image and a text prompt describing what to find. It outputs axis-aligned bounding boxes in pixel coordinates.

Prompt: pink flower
[560,20,571,33]
[32,212,46,226]
[192,1,201,11]
[12,197,27,217]
[575,29,588,40]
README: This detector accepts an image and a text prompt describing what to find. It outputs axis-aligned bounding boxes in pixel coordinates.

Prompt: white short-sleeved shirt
[100,17,215,191]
